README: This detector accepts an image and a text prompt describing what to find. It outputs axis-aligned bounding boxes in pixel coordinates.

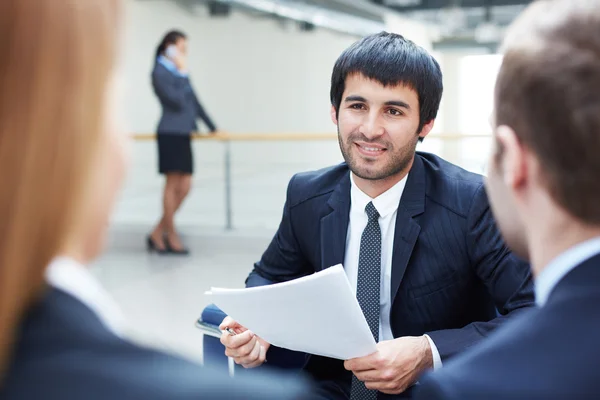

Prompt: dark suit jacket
[152,63,216,134]
[246,152,535,399]
[416,253,600,400]
[0,287,311,399]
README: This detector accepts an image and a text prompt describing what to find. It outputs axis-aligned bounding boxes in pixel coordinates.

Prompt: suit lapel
[391,155,426,304]
[318,157,425,300]
[320,172,351,271]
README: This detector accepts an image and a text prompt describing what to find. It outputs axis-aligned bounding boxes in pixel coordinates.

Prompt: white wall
[421,51,502,174]
[456,53,503,174]
[458,54,503,134]
[112,1,498,230]
[384,13,436,51]
[122,0,361,134]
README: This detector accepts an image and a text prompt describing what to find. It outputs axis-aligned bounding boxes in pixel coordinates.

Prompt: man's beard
[338,127,419,181]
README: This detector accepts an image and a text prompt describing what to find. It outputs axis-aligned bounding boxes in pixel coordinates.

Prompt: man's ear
[418,119,435,139]
[496,125,526,190]
[330,105,338,125]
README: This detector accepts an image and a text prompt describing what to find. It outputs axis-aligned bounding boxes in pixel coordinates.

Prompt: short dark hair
[495,0,600,223]
[330,31,443,134]
[155,30,187,60]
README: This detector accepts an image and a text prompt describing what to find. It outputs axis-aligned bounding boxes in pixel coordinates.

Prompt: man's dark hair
[330,31,443,135]
[155,30,187,60]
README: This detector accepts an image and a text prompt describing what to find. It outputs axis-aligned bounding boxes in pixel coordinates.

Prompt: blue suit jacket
[0,287,311,399]
[246,152,535,399]
[152,63,216,135]
[416,253,600,400]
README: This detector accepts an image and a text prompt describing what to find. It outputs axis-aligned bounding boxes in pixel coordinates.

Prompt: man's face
[332,73,433,181]
[485,129,529,261]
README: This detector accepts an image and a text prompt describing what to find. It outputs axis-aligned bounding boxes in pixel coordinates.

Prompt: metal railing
[132,132,491,230]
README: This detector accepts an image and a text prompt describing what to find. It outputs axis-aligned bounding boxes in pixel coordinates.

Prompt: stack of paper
[205,264,377,360]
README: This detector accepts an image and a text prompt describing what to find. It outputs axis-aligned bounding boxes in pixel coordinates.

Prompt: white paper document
[205,264,377,360]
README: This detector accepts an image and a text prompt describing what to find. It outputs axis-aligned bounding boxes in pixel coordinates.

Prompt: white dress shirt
[344,172,442,369]
[46,257,127,337]
[535,237,600,307]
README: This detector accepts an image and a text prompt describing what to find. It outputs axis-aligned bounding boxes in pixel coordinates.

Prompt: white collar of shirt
[535,237,600,307]
[157,55,188,77]
[45,257,127,337]
[349,172,408,217]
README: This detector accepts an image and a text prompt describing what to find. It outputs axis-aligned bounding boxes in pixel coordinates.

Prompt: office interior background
[95,0,530,364]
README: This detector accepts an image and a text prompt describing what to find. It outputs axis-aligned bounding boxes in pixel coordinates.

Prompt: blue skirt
[157,133,193,174]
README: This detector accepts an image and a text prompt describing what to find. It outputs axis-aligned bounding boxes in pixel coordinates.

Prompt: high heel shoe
[146,235,168,254]
[165,236,190,256]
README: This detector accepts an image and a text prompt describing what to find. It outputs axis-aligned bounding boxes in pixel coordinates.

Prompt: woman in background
[148,30,217,255]
[0,1,308,398]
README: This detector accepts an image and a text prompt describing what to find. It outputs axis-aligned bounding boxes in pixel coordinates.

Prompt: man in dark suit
[220,32,534,399]
[415,1,600,399]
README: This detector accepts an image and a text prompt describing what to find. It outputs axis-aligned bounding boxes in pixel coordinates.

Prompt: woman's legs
[150,133,193,253]
[164,173,192,251]
[150,173,180,251]
[173,173,192,212]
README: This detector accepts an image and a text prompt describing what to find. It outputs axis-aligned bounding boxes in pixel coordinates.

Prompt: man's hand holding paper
[344,336,433,394]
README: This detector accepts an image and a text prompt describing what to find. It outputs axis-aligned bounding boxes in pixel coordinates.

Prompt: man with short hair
[416,0,600,398]
[221,32,535,399]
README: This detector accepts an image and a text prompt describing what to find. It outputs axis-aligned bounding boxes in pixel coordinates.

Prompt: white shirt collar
[535,237,600,306]
[350,172,408,218]
[45,257,127,336]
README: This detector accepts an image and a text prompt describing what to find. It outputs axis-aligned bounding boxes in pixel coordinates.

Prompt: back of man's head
[330,32,443,134]
[495,0,600,223]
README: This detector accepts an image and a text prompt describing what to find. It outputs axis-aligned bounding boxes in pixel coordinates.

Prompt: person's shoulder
[3,338,309,400]
[101,344,311,400]
[418,151,484,191]
[152,62,177,81]
[113,347,311,400]
[417,152,486,218]
[152,61,167,75]
[417,294,600,399]
[415,373,456,400]
[286,163,349,208]
[416,308,554,400]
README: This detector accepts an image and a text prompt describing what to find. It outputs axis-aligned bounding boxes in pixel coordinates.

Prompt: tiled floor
[91,225,275,364]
